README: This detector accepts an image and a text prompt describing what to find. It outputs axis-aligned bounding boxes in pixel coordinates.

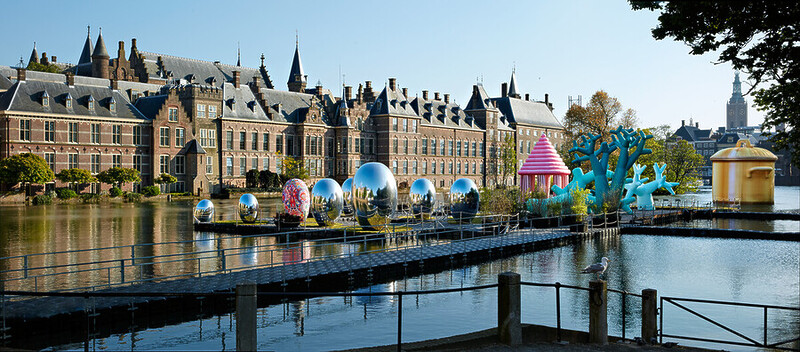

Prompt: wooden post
[236,281,257,351]
[642,288,658,343]
[497,272,521,345]
[589,279,608,344]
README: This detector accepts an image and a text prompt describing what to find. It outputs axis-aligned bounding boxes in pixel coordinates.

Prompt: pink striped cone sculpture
[518,134,570,196]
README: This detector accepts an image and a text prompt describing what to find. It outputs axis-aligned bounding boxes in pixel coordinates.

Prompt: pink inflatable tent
[518,134,570,195]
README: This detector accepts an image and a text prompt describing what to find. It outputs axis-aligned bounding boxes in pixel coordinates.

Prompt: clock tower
[726,71,748,129]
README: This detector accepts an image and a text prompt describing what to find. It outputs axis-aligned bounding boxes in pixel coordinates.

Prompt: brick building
[0,30,566,194]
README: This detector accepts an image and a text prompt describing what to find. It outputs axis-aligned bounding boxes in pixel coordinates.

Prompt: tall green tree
[0,153,54,193]
[631,1,800,166]
[500,133,518,187]
[661,140,705,194]
[564,91,638,144]
[96,167,141,189]
[55,168,96,191]
[280,155,309,180]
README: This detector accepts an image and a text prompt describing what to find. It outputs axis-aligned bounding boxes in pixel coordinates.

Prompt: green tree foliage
[0,153,55,186]
[96,167,141,189]
[246,169,260,188]
[280,155,309,180]
[153,173,177,185]
[661,140,705,194]
[500,133,518,187]
[631,1,799,167]
[26,61,62,73]
[55,168,96,191]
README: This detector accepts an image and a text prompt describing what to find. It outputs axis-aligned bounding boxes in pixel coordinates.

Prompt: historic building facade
[0,30,566,194]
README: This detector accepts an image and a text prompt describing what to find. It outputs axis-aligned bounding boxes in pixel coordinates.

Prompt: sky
[0,0,764,131]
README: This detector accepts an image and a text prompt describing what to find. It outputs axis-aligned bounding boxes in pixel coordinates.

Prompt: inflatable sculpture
[518,134,571,194]
[621,163,679,213]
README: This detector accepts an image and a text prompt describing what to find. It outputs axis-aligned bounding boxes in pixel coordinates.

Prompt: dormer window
[229,98,236,111]
[248,101,256,112]
[88,96,95,110]
[109,97,116,112]
[41,91,50,107]
[65,93,73,109]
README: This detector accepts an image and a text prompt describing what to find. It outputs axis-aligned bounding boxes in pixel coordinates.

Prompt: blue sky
[1,0,763,130]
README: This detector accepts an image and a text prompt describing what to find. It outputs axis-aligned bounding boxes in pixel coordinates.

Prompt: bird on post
[581,257,611,280]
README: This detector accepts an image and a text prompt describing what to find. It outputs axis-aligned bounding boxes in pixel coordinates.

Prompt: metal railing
[660,295,800,350]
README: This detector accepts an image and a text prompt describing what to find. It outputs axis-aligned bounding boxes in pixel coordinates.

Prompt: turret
[91,29,110,79]
[28,42,39,66]
[287,41,307,92]
[79,26,93,65]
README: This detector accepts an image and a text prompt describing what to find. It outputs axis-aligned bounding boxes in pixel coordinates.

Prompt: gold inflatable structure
[711,139,777,204]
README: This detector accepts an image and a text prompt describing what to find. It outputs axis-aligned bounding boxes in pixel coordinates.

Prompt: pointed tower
[287,38,307,93]
[28,42,39,66]
[79,26,93,65]
[726,71,747,129]
[508,69,521,99]
[91,29,110,79]
[236,43,241,66]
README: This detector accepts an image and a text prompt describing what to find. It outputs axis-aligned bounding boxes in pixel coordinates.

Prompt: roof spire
[92,27,109,59]
[29,42,39,66]
[287,34,307,91]
[508,68,520,99]
[260,53,265,68]
[237,42,241,66]
[79,26,94,65]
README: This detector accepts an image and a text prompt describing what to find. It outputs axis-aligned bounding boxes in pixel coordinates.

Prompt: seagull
[581,257,611,280]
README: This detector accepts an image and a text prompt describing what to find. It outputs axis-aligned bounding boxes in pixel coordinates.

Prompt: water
[52,234,800,351]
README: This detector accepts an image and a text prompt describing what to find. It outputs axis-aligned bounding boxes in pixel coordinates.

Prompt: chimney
[357,84,363,103]
[131,38,137,51]
[681,120,685,126]
[422,90,429,100]
[345,86,352,100]
[110,78,119,90]
[434,92,441,101]
[365,80,372,89]
[51,56,57,63]
[525,93,529,101]
[444,94,450,103]
[41,52,49,65]
[545,93,549,105]
[16,68,26,82]
[117,41,125,60]
[501,83,508,98]
[402,87,408,97]
[388,78,396,91]
[232,71,241,88]
[696,122,699,128]
[252,76,261,89]
[65,72,74,86]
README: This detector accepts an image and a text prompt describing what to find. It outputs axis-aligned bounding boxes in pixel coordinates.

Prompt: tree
[246,169,260,188]
[500,133,518,187]
[0,153,54,193]
[631,1,800,167]
[27,61,62,73]
[97,167,141,189]
[154,173,177,185]
[662,140,705,194]
[563,91,638,144]
[280,154,308,180]
[55,168,96,191]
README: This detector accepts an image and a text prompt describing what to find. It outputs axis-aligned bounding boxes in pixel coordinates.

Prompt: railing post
[642,288,658,344]
[497,272,521,345]
[236,281,257,351]
[397,292,403,352]
[589,279,608,344]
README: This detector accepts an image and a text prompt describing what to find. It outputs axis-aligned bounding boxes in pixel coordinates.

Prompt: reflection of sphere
[282,179,310,218]
[311,178,344,226]
[238,194,259,223]
[194,199,215,222]
[409,178,436,218]
[352,162,397,230]
[341,177,354,215]
[449,178,480,220]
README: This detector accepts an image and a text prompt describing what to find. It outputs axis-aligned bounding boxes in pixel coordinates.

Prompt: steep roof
[370,85,417,117]
[508,71,520,98]
[79,29,93,65]
[137,51,272,89]
[29,43,38,66]
[287,44,306,85]
[464,84,495,111]
[673,125,713,142]
[410,97,482,131]
[182,139,206,154]
[221,82,269,121]
[92,32,109,58]
[0,80,144,119]
[257,87,330,125]
[132,95,167,119]
[490,96,562,129]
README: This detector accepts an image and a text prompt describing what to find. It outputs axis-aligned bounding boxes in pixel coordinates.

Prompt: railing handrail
[662,295,800,311]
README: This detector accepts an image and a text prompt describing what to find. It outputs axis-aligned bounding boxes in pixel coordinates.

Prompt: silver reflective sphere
[341,177,354,215]
[193,199,215,222]
[409,178,436,219]
[311,178,344,226]
[238,194,259,223]
[450,178,480,221]
[352,162,397,230]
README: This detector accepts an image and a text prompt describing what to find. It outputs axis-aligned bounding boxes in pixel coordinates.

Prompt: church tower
[726,71,747,129]
[287,38,307,93]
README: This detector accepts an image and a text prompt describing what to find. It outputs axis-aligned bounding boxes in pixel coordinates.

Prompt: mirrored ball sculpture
[341,177,354,215]
[450,178,480,221]
[238,194,259,223]
[282,178,311,219]
[193,199,215,223]
[409,178,436,219]
[311,178,344,226]
[352,162,398,230]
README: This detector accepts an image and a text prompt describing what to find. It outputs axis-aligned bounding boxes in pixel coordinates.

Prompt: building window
[456,141,461,157]
[392,160,398,174]
[160,127,170,146]
[112,125,121,144]
[196,104,205,119]
[449,162,453,174]
[68,153,79,169]
[91,154,100,174]
[263,133,270,151]
[252,157,258,171]
[66,95,73,109]
[134,155,143,174]
[440,161,445,174]
[412,160,418,174]
[479,142,485,157]
[412,120,417,133]
[112,154,121,168]
[276,135,283,154]
[402,119,408,132]
[109,99,116,113]
[430,139,436,155]
[208,105,217,118]
[403,139,409,154]
[457,162,461,174]
[422,138,428,155]
[208,129,216,148]
[133,125,142,145]
[392,118,398,131]
[239,157,246,175]
[440,139,446,155]
[354,137,360,153]
[252,132,258,150]
[206,156,213,174]
[175,155,185,174]
[413,140,418,154]
[19,120,30,141]
[168,107,178,122]
[175,127,185,147]
[68,122,78,143]
[422,161,427,174]
[226,131,234,150]
[88,96,95,110]
[393,138,398,154]
[91,123,100,144]
[44,121,55,142]
[287,135,295,155]
[448,140,454,156]
[199,129,207,147]
[226,157,233,176]
[160,155,170,174]
[44,153,55,171]
[239,132,246,150]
